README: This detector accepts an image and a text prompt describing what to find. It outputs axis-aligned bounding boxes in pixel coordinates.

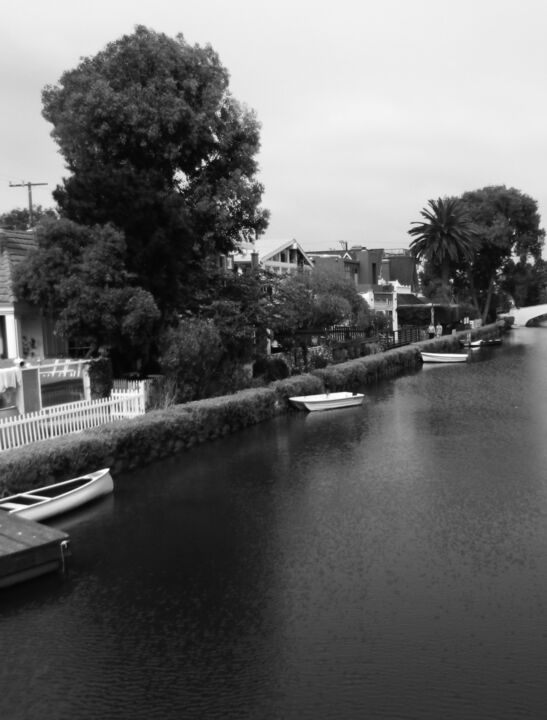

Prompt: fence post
[83,364,91,401]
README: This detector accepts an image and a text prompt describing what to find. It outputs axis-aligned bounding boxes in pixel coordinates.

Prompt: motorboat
[289,391,365,412]
[0,468,113,522]
[420,352,469,363]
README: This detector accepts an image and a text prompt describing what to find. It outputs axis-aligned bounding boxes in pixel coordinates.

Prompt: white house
[231,237,314,275]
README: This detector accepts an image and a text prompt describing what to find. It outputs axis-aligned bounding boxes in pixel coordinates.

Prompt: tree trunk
[467,271,481,313]
[481,275,496,323]
[441,260,450,294]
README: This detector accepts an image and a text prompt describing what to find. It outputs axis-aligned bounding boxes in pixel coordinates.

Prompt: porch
[0,358,89,418]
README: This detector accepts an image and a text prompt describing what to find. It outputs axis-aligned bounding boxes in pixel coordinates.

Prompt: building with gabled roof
[231,237,314,275]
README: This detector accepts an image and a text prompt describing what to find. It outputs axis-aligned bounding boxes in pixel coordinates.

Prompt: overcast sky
[2,0,547,251]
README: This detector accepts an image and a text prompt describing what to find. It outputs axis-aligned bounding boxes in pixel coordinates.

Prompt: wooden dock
[0,513,69,588]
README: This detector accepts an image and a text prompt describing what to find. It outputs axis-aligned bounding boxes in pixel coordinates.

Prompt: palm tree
[408,196,477,293]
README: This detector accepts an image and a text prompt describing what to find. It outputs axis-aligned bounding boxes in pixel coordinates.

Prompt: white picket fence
[0,387,146,452]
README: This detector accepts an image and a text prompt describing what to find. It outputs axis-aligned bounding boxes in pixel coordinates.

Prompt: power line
[9,180,48,227]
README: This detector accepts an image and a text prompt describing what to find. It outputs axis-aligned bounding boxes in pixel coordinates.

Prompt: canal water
[2,329,547,719]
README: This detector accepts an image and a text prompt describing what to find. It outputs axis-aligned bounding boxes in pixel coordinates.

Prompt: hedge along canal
[0,324,503,493]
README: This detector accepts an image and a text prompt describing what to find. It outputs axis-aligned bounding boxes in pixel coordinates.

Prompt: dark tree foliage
[460,186,545,320]
[408,196,477,289]
[501,258,547,309]
[13,218,160,373]
[410,188,546,322]
[42,25,269,311]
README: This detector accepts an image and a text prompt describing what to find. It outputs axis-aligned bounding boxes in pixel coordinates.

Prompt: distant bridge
[499,304,547,326]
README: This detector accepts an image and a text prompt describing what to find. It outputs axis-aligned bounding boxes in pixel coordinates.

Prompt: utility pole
[9,181,48,227]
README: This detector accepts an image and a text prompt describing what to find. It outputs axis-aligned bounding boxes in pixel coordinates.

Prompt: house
[0,228,67,361]
[305,244,424,329]
[231,237,314,275]
[306,245,420,304]
[305,245,418,293]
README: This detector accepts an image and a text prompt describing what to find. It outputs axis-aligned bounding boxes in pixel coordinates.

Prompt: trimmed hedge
[0,325,502,493]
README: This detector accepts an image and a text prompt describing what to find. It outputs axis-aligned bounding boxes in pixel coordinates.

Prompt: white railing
[38,358,88,379]
[0,388,145,452]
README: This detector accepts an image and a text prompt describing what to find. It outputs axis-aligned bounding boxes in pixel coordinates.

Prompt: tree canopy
[459,186,545,319]
[42,25,269,310]
[13,218,160,371]
[410,187,546,320]
[408,196,477,292]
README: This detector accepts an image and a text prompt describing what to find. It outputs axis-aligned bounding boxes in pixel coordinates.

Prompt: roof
[233,237,314,268]
[0,229,38,304]
[253,238,313,264]
[394,293,425,306]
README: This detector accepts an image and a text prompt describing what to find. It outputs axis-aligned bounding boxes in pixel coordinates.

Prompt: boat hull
[0,469,114,522]
[289,392,364,412]
[420,352,468,363]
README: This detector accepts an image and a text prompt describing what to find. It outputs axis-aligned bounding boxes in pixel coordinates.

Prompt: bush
[159,318,224,401]
[0,432,115,494]
[87,356,114,398]
[307,345,332,369]
[270,374,323,404]
[145,375,178,410]
[253,356,291,381]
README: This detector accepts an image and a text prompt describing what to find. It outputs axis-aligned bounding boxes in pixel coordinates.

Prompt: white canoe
[289,391,365,412]
[421,352,468,363]
[0,468,114,522]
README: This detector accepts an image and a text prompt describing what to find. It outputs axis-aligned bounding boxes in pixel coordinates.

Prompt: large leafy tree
[13,218,160,372]
[41,25,269,310]
[500,258,547,310]
[265,267,369,348]
[459,186,545,320]
[408,196,477,298]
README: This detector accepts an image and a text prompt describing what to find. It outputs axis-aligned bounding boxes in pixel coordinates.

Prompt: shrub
[159,318,223,401]
[307,345,332,369]
[270,374,323,404]
[145,375,178,410]
[253,356,291,381]
[87,356,113,398]
[0,432,115,494]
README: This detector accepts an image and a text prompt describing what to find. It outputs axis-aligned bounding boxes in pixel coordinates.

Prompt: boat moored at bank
[289,391,365,412]
[0,468,114,522]
[420,352,469,364]
[460,339,482,348]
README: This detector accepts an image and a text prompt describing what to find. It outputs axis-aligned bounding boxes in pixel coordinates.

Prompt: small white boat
[460,339,482,348]
[289,391,365,412]
[0,468,113,522]
[420,352,468,363]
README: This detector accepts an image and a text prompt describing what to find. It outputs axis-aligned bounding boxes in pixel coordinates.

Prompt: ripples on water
[1,330,547,719]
